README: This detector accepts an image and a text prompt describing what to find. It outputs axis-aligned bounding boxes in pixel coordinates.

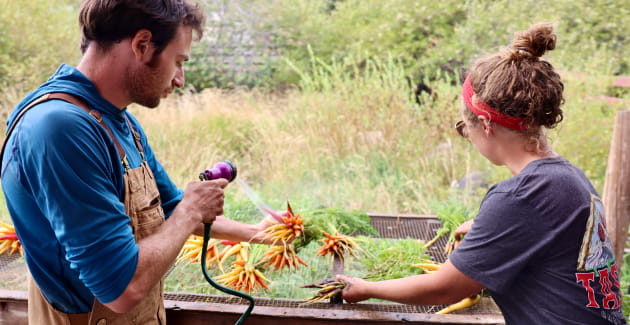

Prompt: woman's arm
[192,212,288,245]
[337,260,484,305]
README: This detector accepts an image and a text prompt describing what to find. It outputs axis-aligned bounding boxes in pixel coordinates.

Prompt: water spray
[201,161,275,219]
[234,178,275,218]
[198,160,254,325]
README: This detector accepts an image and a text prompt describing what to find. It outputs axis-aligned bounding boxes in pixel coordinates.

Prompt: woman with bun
[337,23,627,324]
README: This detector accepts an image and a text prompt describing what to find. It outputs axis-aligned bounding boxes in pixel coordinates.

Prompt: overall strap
[125,117,145,162]
[0,92,128,170]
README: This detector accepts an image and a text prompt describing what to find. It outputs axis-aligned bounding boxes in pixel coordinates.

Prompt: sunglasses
[455,120,467,138]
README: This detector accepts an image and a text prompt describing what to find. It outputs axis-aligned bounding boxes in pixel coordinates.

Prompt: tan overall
[4,93,167,324]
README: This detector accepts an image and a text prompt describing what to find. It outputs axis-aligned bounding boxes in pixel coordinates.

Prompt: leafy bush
[267,0,467,86]
[185,0,280,90]
[2,0,628,94]
[248,0,629,87]
[0,0,81,114]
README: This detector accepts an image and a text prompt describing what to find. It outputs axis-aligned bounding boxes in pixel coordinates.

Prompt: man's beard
[125,61,164,108]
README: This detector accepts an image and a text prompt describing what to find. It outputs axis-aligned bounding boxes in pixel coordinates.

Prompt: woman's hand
[249,209,291,245]
[454,219,474,241]
[336,274,371,303]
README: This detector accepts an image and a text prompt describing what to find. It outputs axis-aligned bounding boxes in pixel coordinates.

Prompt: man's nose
[172,68,185,88]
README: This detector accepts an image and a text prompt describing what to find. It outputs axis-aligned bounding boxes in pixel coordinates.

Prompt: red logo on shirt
[576,263,620,309]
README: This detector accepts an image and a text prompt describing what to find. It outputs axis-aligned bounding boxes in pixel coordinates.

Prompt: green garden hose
[200,223,255,325]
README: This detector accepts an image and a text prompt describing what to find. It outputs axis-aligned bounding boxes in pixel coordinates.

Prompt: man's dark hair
[79,0,205,54]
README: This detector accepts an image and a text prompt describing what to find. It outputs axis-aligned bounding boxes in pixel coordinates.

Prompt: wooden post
[603,110,630,270]
[330,254,344,304]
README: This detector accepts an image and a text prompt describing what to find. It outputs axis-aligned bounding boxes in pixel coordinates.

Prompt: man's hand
[180,179,228,224]
[107,178,228,313]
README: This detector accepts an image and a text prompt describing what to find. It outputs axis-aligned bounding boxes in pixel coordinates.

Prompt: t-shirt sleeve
[449,190,545,294]
[22,101,138,303]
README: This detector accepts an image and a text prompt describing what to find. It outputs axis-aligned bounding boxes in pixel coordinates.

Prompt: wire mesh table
[0,213,504,325]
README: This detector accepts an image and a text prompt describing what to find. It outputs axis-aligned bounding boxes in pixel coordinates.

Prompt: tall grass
[131,54,490,215]
[130,53,626,215]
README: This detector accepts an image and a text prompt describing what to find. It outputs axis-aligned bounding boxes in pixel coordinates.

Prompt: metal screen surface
[160,215,500,316]
[0,252,27,291]
[164,291,448,314]
[0,214,502,317]
[368,214,449,263]
[163,291,502,315]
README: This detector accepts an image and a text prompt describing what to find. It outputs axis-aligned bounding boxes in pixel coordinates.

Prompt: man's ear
[131,29,155,63]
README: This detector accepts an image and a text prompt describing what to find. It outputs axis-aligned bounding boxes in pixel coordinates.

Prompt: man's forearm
[104,207,201,313]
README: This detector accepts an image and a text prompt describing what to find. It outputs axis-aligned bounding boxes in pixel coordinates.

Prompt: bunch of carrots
[177,235,269,293]
[177,236,219,266]
[299,278,345,305]
[258,202,309,272]
[0,221,22,256]
[299,231,362,304]
[260,243,308,271]
[315,231,362,259]
[177,237,250,271]
[261,202,304,245]
[214,259,270,293]
[217,240,250,266]
[176,202,308,293]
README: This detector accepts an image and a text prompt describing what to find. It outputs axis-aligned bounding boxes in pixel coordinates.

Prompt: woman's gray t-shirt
[450,157,626,325]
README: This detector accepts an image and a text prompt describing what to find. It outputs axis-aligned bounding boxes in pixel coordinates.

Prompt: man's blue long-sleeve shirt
[1,64,183,313]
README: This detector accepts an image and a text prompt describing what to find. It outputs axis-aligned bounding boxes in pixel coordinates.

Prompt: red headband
[462,75,528,131]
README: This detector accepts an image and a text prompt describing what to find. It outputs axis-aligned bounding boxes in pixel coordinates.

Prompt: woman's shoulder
[488,156,595,208]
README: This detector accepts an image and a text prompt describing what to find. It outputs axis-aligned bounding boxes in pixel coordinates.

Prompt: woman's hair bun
[510,22,556,59]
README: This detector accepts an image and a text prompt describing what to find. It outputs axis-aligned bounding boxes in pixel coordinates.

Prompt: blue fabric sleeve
[21,101,138,304]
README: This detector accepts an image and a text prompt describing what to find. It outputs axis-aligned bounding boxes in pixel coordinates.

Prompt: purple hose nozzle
[199,160,237,182]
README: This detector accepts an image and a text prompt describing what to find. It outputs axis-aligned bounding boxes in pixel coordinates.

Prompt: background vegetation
[1,0,629,315]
